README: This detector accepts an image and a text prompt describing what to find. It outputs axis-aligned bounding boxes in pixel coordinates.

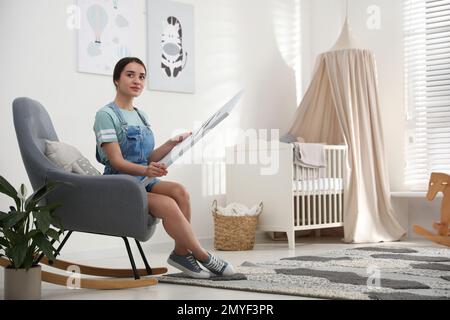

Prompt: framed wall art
[77,0,143,76]
[147,0,195,93]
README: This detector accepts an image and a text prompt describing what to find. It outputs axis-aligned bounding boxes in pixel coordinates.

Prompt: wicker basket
[212,200,263,251]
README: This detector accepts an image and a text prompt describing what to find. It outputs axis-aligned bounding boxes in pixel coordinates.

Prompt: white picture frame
[77,0,143,76]
[147,0,195,93]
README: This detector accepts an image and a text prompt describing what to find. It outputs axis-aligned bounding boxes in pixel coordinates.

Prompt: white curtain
[288,48,406,243]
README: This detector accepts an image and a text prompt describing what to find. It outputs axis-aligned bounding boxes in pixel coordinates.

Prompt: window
[404,0,450,189]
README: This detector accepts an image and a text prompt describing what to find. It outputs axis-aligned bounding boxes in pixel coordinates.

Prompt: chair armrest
[45,169,157,242]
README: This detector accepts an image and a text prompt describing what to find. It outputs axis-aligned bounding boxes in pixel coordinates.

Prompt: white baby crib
[226,143,347,249]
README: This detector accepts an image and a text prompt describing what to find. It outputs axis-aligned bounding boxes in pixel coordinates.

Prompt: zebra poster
[147,0,195,93]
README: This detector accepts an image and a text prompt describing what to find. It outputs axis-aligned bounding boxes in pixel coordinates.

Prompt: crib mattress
[293,178,343,191]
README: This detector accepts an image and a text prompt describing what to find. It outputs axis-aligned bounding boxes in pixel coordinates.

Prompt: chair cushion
[45,140,101,176]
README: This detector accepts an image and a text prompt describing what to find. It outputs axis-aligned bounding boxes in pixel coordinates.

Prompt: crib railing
[293,145,347,229]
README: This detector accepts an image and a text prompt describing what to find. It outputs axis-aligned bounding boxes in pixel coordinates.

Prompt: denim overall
[98,103,160,192]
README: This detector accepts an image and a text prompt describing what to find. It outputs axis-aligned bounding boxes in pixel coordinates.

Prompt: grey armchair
[10,97,167,289]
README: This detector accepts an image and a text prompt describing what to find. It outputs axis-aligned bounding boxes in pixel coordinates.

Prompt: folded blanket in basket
[216,203,261,217]
[293,143,325,168]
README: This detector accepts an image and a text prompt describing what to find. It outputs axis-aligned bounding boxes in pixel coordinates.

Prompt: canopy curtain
[288,48,406,243]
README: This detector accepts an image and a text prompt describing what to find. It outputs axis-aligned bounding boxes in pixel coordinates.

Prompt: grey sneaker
[167,252,211,279]
[199,252,236,276]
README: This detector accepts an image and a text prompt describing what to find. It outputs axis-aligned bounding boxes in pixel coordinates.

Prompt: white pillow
[45,140,101,176]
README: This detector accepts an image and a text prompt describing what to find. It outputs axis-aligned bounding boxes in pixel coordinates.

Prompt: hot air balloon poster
[77,0,143,76]
[147,0,195,93]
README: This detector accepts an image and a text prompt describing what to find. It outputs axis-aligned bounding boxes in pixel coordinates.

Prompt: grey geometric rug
[158,246,450,300]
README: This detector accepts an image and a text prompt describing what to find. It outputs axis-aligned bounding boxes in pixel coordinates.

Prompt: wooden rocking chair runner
[2,97,167,289]
[413,172,450,247]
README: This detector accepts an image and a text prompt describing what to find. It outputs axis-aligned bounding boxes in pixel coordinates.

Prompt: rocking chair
[413,172,450,247]
[1,97,167,289]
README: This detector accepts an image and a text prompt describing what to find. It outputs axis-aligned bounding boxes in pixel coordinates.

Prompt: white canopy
[330,18,360,51]
[287,20,406,243]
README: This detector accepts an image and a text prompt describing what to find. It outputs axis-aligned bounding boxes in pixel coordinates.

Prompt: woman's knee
[148,196,181,219]
[173,184,191,220]
[173,184,190,204]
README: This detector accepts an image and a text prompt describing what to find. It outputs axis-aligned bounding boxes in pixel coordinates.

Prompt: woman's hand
[150,132,193,163]
[170,132,192,146]
[145,162,168,178]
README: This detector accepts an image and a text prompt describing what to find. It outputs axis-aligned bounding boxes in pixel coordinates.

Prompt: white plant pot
[4,265,42,300]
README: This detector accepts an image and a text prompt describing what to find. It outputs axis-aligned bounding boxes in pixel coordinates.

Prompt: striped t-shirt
[93,103,150,164]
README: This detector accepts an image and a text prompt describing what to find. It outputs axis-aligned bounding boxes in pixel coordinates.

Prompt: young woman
[94,57,235,279]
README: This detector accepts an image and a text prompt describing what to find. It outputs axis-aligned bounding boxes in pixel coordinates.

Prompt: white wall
[0,0,302,254]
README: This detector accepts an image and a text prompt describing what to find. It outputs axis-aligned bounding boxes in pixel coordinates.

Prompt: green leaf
[36,202,62,213]
[0,237,9,247]
[3,211,28,229]
[6,242,28,269]
[2,228,21,246]
[50,215,64,230]
[0,211,9,222]
[22,249,36,270]
[2,229,16,246]
[25,181,73,211]
[0,212,7,229]
[46,229,61,241]
[24,183,54,211]
[35,210,51,233]
[33,234,56,261]
[0,175,19,202]
[25,229,40,240]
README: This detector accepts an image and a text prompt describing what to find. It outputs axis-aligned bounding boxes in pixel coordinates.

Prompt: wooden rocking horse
[413,172,450,247]
[1,98,168,290]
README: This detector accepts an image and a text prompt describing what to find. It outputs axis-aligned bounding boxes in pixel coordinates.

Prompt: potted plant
[0,175,66,300]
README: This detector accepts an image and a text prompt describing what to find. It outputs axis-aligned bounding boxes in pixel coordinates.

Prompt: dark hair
[113,57,147,88]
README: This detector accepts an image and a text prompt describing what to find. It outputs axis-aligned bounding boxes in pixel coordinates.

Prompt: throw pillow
[45,140,101,176]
